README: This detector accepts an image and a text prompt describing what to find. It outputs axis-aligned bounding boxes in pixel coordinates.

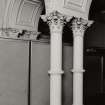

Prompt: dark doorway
[83,47,105,105]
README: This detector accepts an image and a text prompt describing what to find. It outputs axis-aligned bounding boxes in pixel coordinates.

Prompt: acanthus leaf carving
[71,17,93,37]
[41,11,72,33]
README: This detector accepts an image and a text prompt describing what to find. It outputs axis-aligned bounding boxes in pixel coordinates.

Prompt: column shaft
[73,35,83,68]
[41,11,71,105]
[73,35,84,105]
[50,30,62,69]
[71,18,93,105]
[50,29,63,105]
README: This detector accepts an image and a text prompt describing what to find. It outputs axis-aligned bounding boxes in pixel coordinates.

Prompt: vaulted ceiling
[41,0,105,22]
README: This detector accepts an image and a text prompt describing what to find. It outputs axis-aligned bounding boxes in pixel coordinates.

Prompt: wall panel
[0,39,29,105]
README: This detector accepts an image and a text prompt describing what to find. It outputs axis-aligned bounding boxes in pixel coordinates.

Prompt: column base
[48,70,64,75]
[72,104,84,105]
[71,69,85,73]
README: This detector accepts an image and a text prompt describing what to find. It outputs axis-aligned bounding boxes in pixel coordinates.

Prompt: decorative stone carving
[0,0,43,40]
[71,17,93,37]
[0,28,39,40]
[41,11,72,33]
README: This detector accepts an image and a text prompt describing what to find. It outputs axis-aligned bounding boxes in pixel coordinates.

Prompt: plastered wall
[0,38,29,105]
[0,39,73,105]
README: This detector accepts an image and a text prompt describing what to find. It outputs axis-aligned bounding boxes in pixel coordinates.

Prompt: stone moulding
[0,28,39,40]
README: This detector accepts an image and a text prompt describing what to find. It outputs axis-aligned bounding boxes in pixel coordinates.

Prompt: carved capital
[71,18,93,37]
[41,11,72,33]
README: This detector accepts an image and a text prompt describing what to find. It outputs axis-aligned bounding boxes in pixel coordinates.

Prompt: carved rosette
[71,17,93,37]
[41,11,72,33]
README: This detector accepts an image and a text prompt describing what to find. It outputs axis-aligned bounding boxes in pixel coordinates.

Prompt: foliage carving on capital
[41,11,72,27]
[71,17,93,37]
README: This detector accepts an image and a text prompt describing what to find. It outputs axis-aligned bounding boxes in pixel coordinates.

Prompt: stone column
[71,18,93,105]
[41,11,71,105]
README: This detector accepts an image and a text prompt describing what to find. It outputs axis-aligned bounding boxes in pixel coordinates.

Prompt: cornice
[0,28,39,40]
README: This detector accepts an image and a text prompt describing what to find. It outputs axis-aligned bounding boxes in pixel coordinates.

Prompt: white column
[71,18,93,105]
[41,11,71,105]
